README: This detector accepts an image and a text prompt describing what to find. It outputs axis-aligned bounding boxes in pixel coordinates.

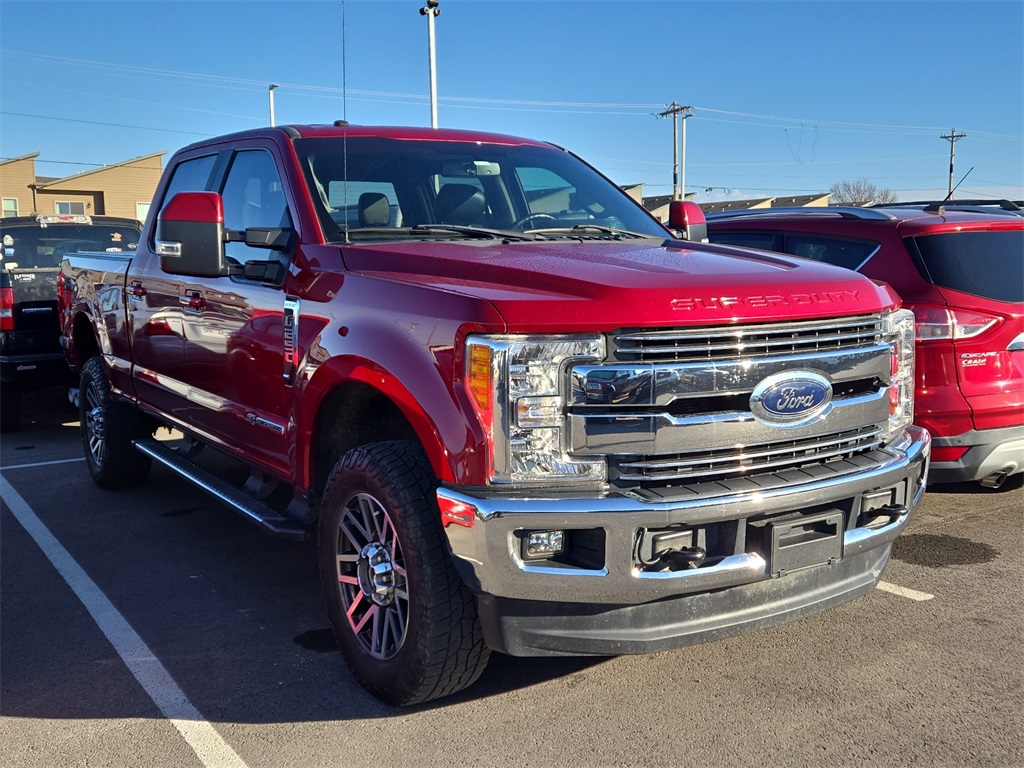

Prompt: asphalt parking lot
[2,390,1022,768]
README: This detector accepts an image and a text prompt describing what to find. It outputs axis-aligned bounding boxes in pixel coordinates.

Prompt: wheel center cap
[86,407,106,439]
[357,542,395,606]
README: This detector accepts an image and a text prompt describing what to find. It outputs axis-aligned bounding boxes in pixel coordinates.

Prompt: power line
[0,111,208,136]
[4,49,1021,140]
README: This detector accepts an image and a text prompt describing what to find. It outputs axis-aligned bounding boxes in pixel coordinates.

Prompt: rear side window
[786,234,879,270]
[909,230,1024,302]
[706,231,780,252]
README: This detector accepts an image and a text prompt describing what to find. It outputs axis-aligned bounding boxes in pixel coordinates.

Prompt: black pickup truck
[1,214,141,430]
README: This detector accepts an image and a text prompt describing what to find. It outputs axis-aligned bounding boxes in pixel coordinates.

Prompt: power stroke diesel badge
[750,370,833,427]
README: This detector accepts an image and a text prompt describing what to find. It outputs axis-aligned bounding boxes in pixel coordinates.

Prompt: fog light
[523,530,565,560]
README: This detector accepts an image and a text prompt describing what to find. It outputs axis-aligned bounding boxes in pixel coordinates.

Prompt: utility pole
[680,109,691,200]
[658,102,692,200]
[268,84,279,127]
[420,0,440,128]
[940,129,966,200]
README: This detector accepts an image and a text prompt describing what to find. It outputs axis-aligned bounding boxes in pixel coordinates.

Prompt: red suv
[705,202,1023,488]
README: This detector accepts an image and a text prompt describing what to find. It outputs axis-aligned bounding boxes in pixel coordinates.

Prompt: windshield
[0,222,141,269]
[294,137,668,243]
[908,230,1024,303]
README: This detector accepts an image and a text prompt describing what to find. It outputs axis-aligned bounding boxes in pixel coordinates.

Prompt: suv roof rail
[704,206,897,221]
[873,199,1024,213]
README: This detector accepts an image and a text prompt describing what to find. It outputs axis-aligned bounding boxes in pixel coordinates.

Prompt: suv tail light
[0,287,13,331]
[911,305,1001,341]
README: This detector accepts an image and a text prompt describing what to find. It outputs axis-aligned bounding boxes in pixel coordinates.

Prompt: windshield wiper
[344,225,539,242]
[413,224,543,241]
[526,224,653,239]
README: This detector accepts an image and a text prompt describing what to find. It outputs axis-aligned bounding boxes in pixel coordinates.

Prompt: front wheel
[79,356,151,489]
[318,440,489,706]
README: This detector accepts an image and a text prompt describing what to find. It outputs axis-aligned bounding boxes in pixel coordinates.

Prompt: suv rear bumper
[928,424,1024,485]
[0,351,74,386]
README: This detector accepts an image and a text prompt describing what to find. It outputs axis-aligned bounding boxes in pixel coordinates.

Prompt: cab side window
[221,150,292,264]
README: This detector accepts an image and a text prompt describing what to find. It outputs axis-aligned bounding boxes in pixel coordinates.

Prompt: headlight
[884,308,915,441]
[466,334,606,485]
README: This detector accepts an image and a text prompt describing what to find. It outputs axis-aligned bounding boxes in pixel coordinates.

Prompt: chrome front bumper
[439,426,930,605]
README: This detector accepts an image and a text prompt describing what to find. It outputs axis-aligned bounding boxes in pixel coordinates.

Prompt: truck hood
[341,238,898,330]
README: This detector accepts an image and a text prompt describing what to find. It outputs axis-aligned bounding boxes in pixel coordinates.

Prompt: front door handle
[128,282,147,302]
[180,290,207,312]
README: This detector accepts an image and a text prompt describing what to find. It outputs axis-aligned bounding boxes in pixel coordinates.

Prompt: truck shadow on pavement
[1,402,614,721]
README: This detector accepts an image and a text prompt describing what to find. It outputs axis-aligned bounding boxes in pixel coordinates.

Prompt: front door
[177,148,297,475]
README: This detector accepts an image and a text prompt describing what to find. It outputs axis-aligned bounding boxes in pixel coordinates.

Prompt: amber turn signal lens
[468,344,492,411]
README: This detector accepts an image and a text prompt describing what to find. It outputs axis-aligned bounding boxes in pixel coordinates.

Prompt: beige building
[0,152,165,221]
[699,193,830,214]
[633,188,833,221]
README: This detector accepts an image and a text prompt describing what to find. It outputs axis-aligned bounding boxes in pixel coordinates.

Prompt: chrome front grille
[611,314,884,363]
[569,315,896,492]
[613,426,884,485]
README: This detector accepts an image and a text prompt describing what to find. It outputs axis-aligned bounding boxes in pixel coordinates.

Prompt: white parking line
[0,457,85,471]
[877,580,935,601]
[0,477,249,768]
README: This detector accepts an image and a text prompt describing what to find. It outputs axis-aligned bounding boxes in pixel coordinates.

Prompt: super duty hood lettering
[672,291,861,311]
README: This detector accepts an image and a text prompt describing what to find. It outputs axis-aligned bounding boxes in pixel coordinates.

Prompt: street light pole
[269,84,279,127]
[420,0,440,128]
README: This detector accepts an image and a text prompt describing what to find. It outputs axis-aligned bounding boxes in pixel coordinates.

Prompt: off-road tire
[79,356,151,489]
[318,440,490,706]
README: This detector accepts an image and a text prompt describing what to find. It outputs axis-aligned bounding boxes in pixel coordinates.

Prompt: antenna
[342,0,350,244]
[944,166,974,202]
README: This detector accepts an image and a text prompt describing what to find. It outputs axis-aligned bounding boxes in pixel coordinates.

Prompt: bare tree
[829,178,898,205]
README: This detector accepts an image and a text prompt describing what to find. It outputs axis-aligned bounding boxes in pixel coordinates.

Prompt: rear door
[905,225,1024,430]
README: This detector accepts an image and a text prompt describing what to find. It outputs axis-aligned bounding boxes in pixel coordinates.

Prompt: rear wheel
[80,356,151,489]
[318,440,489,706]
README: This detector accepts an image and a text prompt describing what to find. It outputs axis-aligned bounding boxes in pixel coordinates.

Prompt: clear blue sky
[2,0,1022,203]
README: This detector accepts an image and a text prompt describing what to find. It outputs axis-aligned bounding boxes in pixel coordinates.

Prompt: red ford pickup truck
[59,123,930,705]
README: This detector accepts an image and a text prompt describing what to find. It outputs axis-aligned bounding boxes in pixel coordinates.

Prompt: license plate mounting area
[751,509,845,577]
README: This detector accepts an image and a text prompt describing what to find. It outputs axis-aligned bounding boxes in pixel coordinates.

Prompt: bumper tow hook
[660,546,707,570]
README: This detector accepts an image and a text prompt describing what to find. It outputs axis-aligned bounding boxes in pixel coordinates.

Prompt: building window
[136,202,151,222]
[55,201,86,215]
[2,198,18,218]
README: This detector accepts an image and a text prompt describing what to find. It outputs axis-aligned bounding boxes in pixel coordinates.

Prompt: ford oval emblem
[750,371,833,427]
